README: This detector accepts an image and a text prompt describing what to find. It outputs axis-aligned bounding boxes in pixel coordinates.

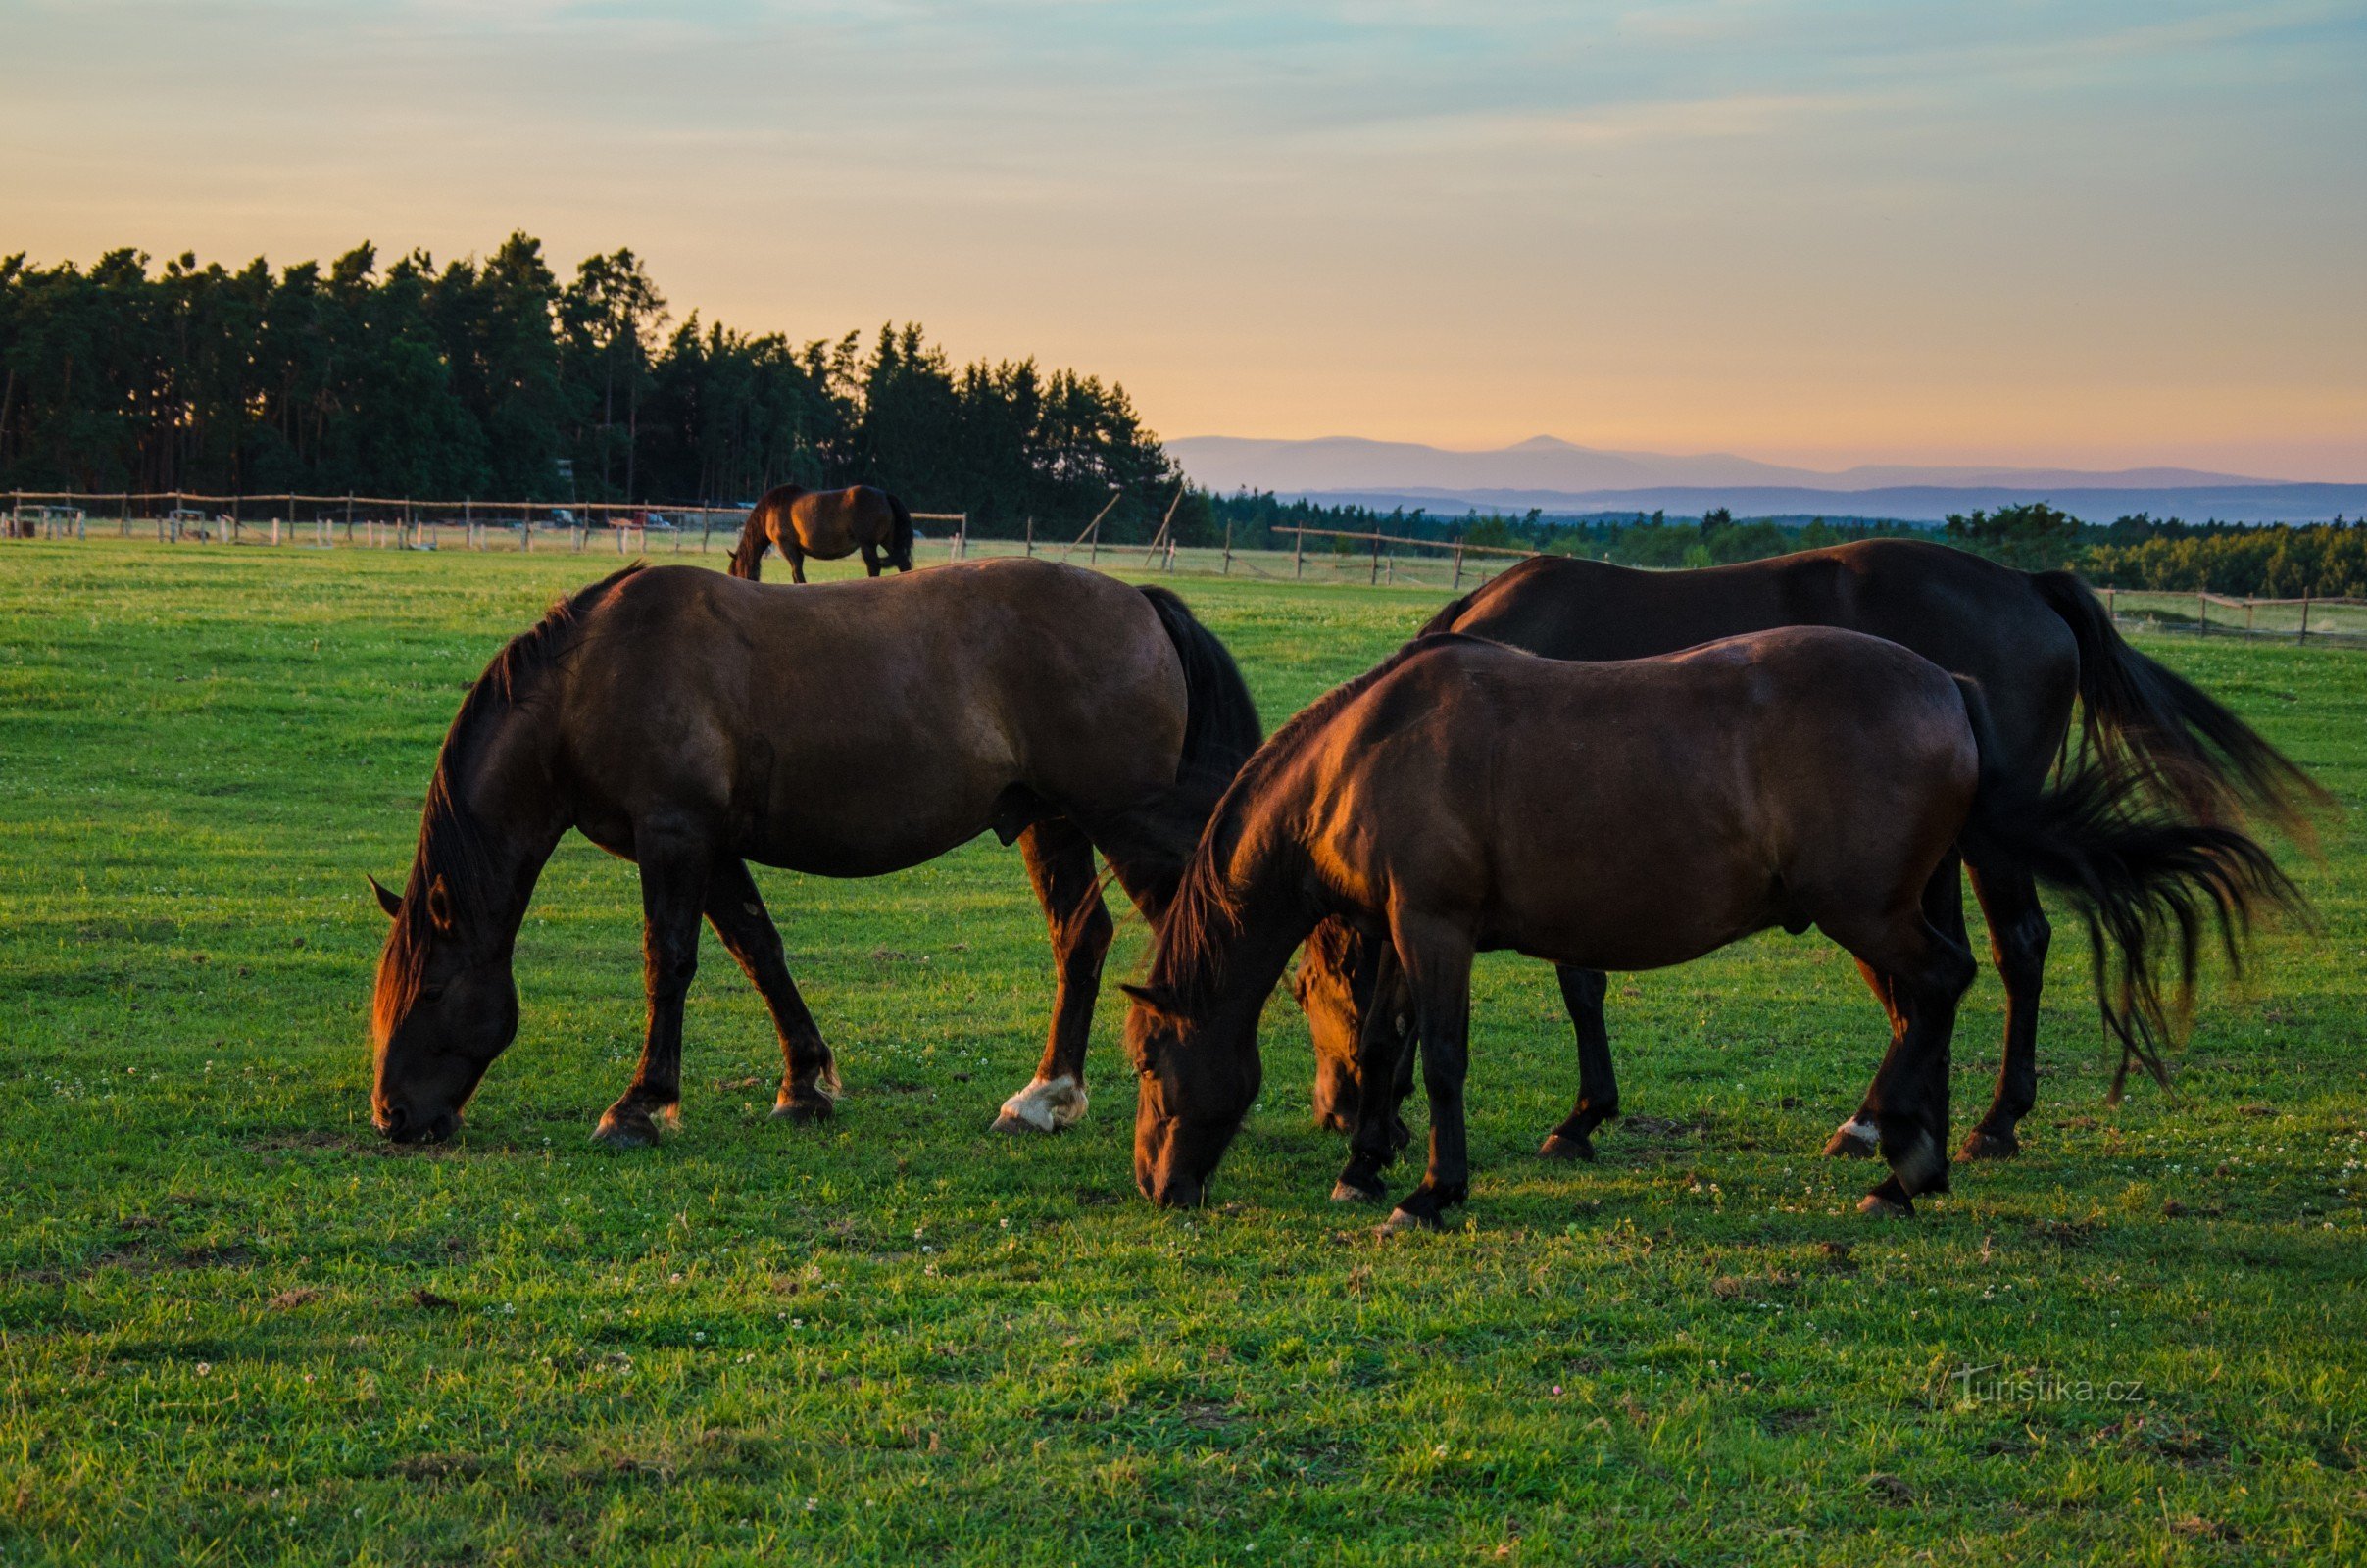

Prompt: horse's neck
[427,705,571,952]
[1178,825,1319,1029]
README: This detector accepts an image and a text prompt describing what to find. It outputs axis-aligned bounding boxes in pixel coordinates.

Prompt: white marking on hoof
[1378,1206,1433,1234]
[1330,1180,1383,1204]
[1858,1192,1914,1218]
[993,1074,1087,1134]
[1827,1117,1880,1158]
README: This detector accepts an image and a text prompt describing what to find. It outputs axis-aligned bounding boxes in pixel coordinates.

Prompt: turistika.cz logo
[1953,1364,2146,1406]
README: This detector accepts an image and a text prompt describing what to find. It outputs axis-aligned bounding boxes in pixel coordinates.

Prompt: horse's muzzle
[377,1103,459,1145]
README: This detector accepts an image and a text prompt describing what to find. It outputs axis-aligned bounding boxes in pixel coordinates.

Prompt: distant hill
[1167,435,2363,524]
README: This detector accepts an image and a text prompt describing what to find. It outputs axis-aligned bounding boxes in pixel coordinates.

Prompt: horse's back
[560,563,1185,868]
[1440,540,2075,779]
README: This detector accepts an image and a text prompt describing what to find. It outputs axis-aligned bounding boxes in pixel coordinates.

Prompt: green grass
[1,540,2362,1565]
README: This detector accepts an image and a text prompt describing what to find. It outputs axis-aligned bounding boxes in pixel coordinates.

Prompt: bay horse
[369,558,1258,1147]
[1294,540,2326,1163]
[1125,629,2297,1228]
[727,484,915,582]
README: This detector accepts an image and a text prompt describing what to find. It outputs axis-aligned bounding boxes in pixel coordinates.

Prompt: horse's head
[368,872,518,1143]
[1122,981,1261,1208]
[1291,918,1401,1131]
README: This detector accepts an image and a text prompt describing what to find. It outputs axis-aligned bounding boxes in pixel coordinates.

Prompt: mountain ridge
[1167,433,2282,497]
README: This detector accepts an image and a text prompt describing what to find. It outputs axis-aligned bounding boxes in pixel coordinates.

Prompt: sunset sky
[7,1,2362,478]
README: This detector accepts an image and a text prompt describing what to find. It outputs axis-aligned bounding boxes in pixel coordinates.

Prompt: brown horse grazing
[1294,540,2327,1163]
[727,484,915,582]
[1125,629,2297,1228]
[368,558,1258,1147]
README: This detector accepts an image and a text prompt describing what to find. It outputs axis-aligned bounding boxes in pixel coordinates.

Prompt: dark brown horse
[727,484,915,582]
[369,559,1258,1146]
[1126,629,2296,1227]
[1295,540,2326,1162]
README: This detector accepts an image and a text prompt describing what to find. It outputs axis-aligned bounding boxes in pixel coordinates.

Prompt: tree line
[0,236,1183,538]
[1201,493,2367,597]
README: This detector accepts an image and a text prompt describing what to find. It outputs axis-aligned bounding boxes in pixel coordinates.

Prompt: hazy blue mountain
[1168,433,2273,497]
[1166,435,2360,523]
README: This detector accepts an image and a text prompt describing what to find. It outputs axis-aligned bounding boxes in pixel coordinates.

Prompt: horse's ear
[1120,981,1185,1019]
[424,875,455,933]
[368,874,402,920]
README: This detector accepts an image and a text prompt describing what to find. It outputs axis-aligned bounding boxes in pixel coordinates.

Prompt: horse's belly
[741,796,1002,879]
[1493,890,1771,974]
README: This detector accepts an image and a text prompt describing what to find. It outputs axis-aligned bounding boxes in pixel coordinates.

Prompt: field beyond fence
[13,491,2367,642]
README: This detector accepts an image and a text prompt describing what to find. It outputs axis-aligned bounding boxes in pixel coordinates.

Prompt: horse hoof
[1858,1192,1915,1218]
[590,1113,661,1149]
[1538,1132,1595,1162]
[1330,1178,1385,1204]
[1378,1206,1439,1234]
[1823,1119,1880,1159]
[1960,1126,2020,1160]
[771,1098,833,1125]
[994,1075,1086,1135]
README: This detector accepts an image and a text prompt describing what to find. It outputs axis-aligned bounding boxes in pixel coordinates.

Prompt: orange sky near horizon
[6,2,2362,480]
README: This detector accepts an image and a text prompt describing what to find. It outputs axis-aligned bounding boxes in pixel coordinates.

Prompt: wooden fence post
[2298,593,2311,644]
[1369,531,1382,585]
[1294,528,1304,580]
[1024,516,1034,558]
[2196,587,2207,633]
[1222,521,1232,575]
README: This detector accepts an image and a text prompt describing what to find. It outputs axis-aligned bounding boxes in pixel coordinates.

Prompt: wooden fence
[3,489,968,558]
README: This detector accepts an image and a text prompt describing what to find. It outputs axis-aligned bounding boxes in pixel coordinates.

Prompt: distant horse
[1125,629,2297,1227]
[1293,540,2327,1163]
[728,484,915,582]
[369,559,1258,1147]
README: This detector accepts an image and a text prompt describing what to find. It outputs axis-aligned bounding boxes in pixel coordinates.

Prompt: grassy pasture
[0,539,2362,1565]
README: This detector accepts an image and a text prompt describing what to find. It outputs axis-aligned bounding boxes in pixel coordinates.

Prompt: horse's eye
[419,983,449,1004]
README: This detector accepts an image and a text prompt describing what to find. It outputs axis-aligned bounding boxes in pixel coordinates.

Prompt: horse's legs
[1333,940,1408,1202]
[860,541,882,577]
[593,830,715,1148]
[1382,911,1477,1231]
[1539,966,1617,1160]
[1825,909,1976,1215]
[993,817,1113,1134]
[786,543,808,584]
[1827,853,1965,1158]
[1959,858,2048,1159]
[700,858,839,1123]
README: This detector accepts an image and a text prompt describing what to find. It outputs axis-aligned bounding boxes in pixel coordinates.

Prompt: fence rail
[4,488,972,557]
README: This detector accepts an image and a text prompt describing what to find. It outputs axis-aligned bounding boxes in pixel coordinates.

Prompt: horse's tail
[2030,570,2332,841]
[1952,673,2307,1102]
[1140,585,1262,789]
[727,498,773,581]
[884,492,915,569]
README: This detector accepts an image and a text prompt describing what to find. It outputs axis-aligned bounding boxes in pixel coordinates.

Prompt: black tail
[1953,675,2308,1102]
[2031,571,2332,841]
[885,492,915,569]
[727,500,772,581]
[1140,585,1262,788]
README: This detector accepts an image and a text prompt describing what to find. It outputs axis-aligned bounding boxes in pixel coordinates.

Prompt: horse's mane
[375,564,644,1032]
[1150,632,1483,1008]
